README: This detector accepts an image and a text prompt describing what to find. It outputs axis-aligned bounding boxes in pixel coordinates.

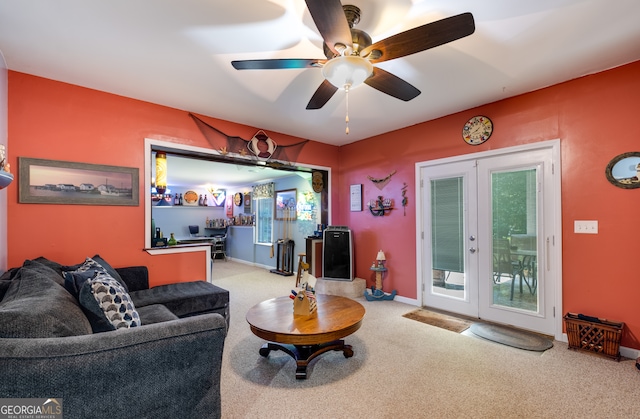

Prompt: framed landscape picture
[18,157,139,206]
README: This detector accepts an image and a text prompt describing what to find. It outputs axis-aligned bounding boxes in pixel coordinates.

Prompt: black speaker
[322,226,353,281]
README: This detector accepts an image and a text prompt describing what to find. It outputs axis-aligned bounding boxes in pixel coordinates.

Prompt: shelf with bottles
[152,192,225,208]
[205,214,255,228]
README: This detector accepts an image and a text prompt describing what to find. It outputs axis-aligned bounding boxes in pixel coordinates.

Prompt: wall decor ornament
[311,171,324,192]
[462,115,493,145]
[275,189,297,220]
[18,157,139,206]
[605,151,640,189]
[367,170,396,190]
[368,195,393,216]
[0,145,13,190]
[189,113,309,166]
[401,182,408,216]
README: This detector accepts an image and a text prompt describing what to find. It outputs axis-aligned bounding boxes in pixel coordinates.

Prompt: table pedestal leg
[259,341,354,379]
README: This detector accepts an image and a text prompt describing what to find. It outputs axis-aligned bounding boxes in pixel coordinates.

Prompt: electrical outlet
[574,220,598,234]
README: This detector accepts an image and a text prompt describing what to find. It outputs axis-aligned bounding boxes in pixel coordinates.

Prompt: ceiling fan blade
[364,68,421,101]
[361,12,475,63]
[306,80,339,110]
[305,0,353,56]
[232,59,325,70]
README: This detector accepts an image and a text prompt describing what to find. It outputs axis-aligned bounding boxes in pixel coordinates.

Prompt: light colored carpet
[212,260,640,419]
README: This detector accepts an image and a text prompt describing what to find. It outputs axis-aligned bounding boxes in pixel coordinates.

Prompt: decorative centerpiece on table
[292,254,317,316]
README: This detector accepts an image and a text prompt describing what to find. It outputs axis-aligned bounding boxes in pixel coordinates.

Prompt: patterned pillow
[76,271,141,333]
[63,256,127,297]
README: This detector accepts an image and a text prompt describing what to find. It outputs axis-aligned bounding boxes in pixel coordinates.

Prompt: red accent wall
[7,60,640,348]
[7,72,340,286]
[337,60,640,349]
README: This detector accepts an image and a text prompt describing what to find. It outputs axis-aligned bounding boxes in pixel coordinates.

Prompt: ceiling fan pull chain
[345,84,350,135]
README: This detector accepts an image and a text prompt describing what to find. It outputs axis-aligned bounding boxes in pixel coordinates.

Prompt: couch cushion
[32,256,82,281]
[0,280,12,300]
[0,266,21,281]
[129,281,229,318]
[72,271,141,333]
[136,304,179,325]
[0,261,92,338]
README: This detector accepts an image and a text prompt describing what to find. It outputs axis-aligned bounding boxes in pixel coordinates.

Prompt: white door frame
[415,140,563,340]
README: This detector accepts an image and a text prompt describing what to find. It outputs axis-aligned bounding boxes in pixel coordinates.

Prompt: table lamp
[376,250,386,268]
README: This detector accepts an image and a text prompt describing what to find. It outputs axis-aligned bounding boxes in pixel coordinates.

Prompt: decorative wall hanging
[368,195,393,216]
[208,189,226,207]
[462,115,493,145]
[311,171,324,192]
[605,152,640,189]
[247,130,277,159]
[401,182,408,215]
[0,145,13,190]
[243,193,252,213]
[18,157,139,206]
[189,113,309,166]
[226,195,233,218]
[350,184,362,211]
[367,170,396,190]
[275,189,297,220]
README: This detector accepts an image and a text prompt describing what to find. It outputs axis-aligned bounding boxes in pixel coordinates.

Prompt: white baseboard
[393,295,418,306]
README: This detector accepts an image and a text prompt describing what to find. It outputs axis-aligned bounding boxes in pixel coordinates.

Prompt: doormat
[469,323,553,352]
[403,309,473,333]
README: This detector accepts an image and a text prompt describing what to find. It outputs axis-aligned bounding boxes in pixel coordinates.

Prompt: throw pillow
[76,271,141,332]
[63,269,95,299]
[65,256,129,292]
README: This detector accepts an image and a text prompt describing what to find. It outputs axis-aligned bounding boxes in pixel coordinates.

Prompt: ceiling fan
[231,0,475,111]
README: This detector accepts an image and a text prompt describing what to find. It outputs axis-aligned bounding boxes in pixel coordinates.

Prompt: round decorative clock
[233,192,242,206]
[462,116,493,145]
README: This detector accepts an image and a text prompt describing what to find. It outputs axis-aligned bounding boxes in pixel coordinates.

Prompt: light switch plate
[574,220,598,234]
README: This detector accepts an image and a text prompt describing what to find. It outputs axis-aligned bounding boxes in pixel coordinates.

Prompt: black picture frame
[18,157,139,206]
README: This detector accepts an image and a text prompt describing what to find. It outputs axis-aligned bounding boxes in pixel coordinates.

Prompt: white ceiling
[1,0,640,147]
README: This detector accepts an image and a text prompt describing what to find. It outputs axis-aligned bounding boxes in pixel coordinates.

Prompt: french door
[418,142,560,336]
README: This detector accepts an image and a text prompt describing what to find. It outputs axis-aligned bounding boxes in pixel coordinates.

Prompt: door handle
[469,247,476,253]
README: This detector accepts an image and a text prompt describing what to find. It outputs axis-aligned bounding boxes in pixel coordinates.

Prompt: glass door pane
[491,169,538,312]
[421,159,478,318]
[431,177,465,299]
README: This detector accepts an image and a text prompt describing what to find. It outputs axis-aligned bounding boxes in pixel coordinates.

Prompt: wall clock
[233,192,242,206]
[462,116,493,145]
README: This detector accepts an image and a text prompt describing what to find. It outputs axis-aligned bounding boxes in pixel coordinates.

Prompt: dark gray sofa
[0,256,229,419]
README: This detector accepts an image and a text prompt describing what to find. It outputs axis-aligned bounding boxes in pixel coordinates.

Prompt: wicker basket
[564,313,624,361]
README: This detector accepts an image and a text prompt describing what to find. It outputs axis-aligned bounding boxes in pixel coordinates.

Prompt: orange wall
[7,72,340,286]
[7,60,640,348]
[338,60,640,348]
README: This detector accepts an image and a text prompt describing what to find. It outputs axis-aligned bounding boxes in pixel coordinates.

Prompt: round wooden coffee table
[246,294,365,379]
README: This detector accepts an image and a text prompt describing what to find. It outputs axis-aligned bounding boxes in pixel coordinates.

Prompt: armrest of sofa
[0,313,227,419]
[115,265,149,291]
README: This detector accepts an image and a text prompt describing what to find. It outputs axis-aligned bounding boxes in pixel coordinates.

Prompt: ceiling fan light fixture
[322,55,373,90]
